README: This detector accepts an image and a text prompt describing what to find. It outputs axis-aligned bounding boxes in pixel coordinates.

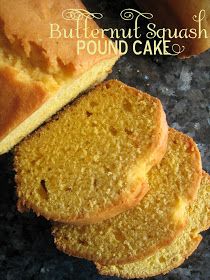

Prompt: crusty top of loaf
[0,0,118,73]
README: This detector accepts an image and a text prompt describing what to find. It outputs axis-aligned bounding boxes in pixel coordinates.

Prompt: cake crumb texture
[97,171,210,278]
[15,80,168,224]
[52,128,202,265]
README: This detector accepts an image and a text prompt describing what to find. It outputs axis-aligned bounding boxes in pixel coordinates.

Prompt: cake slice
[0,0,119,154]
[52,129,202,264]
[97,171,210,278]
[15,80,168,225]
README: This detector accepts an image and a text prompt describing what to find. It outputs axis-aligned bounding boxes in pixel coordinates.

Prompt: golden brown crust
[0,67,48,140]
[168,128,202,201]
[15,79,168,225]
[198,171,210,231]
[136,0,210,58]
[0,0,118,72]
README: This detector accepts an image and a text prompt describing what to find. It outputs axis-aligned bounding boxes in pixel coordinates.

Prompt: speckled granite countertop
[0,1,209,280]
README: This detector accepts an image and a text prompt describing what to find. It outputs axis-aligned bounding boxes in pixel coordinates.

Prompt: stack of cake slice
[14,80,210,278]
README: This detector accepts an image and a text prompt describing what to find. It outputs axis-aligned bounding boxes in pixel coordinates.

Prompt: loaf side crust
[0,0,119,153]
[0,67,49,141]
[0,0,119,72]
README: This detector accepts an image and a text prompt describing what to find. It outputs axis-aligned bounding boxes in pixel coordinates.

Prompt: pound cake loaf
[97,171,210,278]
[136,0,210,58]
[15,80,168,225]
[52,128,202,265]
[0,0,119,154]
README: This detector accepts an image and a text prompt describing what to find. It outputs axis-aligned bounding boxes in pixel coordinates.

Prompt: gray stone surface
[0,1,209,279]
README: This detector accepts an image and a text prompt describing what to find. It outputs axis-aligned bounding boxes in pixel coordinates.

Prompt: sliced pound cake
[97,171,210,278]
[14,80,168,225]
[52,129,202,264]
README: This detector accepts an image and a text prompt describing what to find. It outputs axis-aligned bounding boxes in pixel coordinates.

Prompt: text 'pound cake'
[136,0,210,58]
[52,128,202,265]
[14,80,168,225]
[0,0,119,154]
[97,171,210,278]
